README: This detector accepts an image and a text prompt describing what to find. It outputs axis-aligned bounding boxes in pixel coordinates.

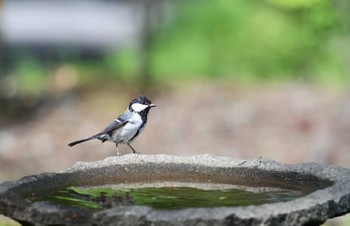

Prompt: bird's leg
[127,143,141,155]
[115,143,121,156]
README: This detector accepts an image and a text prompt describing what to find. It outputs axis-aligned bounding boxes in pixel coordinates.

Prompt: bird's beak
[149,104,157,108]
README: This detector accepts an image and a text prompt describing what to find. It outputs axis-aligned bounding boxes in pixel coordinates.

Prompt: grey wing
[69,111,132,145]
[99,111,133,136]
[94,120,127,142]
[100,120,127,136]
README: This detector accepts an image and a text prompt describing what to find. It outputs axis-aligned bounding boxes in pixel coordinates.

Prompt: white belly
[110,113,144,144]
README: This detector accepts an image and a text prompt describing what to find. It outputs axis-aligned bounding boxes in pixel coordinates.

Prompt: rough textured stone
[0,154,350,226]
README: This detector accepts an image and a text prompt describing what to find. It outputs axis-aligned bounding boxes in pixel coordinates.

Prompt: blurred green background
[2,0,349,98]
[1,0,350,225]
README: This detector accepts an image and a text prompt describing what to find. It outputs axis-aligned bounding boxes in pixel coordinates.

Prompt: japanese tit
[68,95,156,155]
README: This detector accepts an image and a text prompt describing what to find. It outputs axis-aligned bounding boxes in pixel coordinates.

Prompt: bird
[68,95,156,155]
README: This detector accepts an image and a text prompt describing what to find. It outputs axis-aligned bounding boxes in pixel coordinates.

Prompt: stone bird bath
[0,155,350,226]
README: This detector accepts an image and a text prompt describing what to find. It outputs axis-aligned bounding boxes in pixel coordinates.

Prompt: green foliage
[14,58,48,97]
[134,0,348,84]
[267,0,324,9]
[104,49,140,80]
[8,0,350,91]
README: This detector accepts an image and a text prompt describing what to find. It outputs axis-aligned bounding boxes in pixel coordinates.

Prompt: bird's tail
[68,136,96,147]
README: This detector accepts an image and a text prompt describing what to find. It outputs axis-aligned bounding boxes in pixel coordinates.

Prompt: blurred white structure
[1,0,144,50]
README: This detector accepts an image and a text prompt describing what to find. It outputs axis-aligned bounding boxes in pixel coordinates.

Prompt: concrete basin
[0,154,350,226]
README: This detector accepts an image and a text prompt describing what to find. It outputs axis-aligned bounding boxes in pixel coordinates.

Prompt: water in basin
[30,183,308,210]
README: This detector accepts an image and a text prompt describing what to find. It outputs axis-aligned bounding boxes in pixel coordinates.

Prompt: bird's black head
[129,96,157,114]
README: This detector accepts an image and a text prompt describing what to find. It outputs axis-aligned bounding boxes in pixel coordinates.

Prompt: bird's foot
[133,150,141,155]
[127,144,141,155]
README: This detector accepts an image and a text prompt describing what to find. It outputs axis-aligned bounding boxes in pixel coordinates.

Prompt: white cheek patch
[131,103,148,112]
